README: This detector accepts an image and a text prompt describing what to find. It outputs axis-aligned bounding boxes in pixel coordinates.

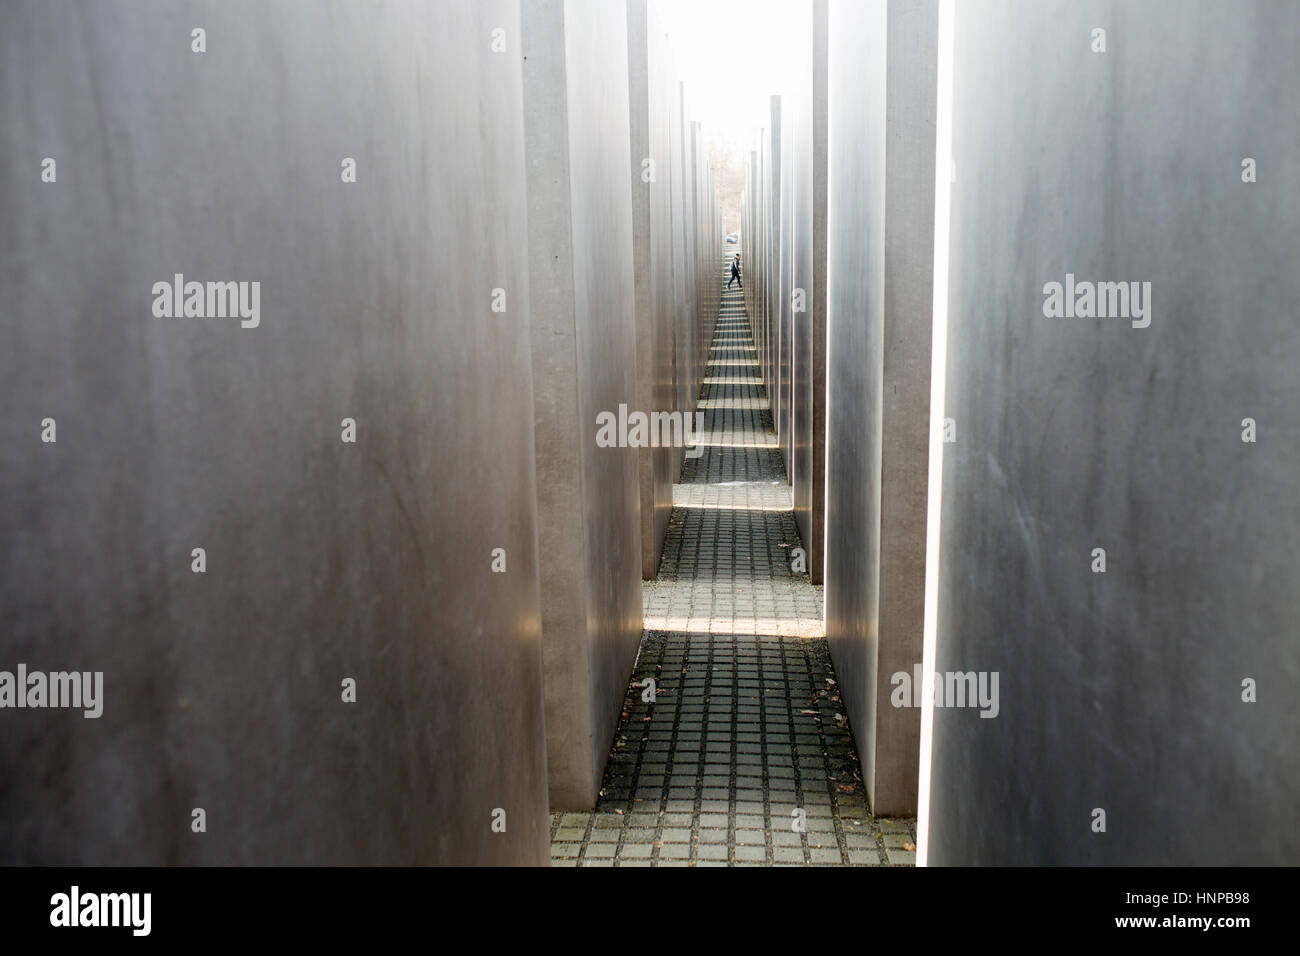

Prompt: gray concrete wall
[750,111,781,452]
[683,112,699,417]
[693,132,722,371]
[777,98,795,481]
[790,14,814,548]
[522,0,642,811]
[824,0,936,817]
[689,122,703,377]
[788,0,829,584]
[627,0,674,579]
[670,81,695,444]
[761,130,774,396]
[0,0,549,864]
[929,0,1300,864]
[809,0,830,585]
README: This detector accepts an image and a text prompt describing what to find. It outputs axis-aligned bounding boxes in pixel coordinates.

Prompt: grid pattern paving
[551,252,917,866]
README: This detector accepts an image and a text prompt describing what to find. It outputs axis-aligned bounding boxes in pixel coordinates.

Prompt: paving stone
[844,832,879,848]
[848,850,884,865]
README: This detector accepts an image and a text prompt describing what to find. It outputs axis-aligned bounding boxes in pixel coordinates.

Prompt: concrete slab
[522,0,643,810]
[824,0,937,817]
[0,0,550,865]
[930,0,1300,865]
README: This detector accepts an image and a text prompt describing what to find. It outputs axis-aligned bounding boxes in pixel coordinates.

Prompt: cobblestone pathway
[550,255,917,866]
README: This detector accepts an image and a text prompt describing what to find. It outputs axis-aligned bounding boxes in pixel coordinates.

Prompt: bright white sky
[655,0,808,152]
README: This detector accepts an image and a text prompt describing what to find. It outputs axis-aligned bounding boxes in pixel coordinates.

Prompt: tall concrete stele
[931,0,1300,865]
[822,0,939,818]
[627,0,676,580]
[522,0,723,811]
[521,0,644,812]
[0,0,552,865]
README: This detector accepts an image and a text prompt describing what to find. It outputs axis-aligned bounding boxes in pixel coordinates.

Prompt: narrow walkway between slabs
[550,250,917,866]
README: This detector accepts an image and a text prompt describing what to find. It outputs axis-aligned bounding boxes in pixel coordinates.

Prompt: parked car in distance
[726,232,739,244]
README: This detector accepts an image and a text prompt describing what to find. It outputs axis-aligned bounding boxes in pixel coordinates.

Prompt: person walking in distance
[728,252,742,289]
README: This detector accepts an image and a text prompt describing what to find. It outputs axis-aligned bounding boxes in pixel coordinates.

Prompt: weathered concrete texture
[930,0,1300,865]
[627,0,674,579]
[522,0,642,810]
[0,0,549,864]
[824,0,936,817]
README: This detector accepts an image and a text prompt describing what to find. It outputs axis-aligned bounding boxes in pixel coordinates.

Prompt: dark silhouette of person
[728,252,742,289]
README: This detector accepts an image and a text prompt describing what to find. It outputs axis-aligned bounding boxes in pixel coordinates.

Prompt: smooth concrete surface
[787,0,828,585]
[930,0,1300,864]
[777,96,795,481]
[522,0,642,811]
[683,110,699,420]
[789,5,813,556]
[763,99,785,449]
[670,81,695,445]
[751,136,767,393]
[808,0,830,585]
[824,0,936,816]
[689,122,703,375]
[759,131,774,396]
[690,126,722,375]
[627,0,674,579]
[0,0,549,865]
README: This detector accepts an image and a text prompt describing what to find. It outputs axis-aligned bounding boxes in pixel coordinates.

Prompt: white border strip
[917,0,955,868]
